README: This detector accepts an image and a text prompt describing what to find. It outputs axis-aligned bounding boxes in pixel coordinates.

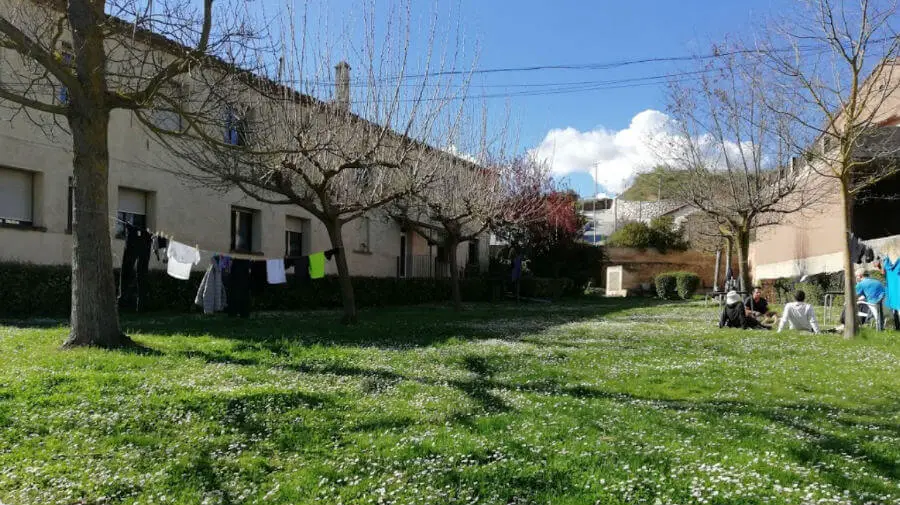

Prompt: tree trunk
[840,183,857,338]
[735,228,752,295]
[63,0,126,348]
[447,237,462,311]
[63,109,126,348]
[326,219,357,324]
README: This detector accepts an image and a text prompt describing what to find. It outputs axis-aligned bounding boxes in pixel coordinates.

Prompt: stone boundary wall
[606,247,735,293]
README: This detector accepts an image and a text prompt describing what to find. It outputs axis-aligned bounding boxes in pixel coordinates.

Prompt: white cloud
[531,109,770,196]
[530,110,673,195]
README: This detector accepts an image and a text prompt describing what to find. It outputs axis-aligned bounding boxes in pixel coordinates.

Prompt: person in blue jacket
[855,270,885,330]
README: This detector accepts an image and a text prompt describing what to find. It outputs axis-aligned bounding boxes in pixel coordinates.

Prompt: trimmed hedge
[654,271,700,300]
[654,273,677,300]
[0,262,497,319]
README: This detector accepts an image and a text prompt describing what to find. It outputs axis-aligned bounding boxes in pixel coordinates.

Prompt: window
[66,176,73,233]
[57,42,73,105]
[0,167,34,226]
[151,82,184,132]
[231,207,257,253]
[115,187,148,238]
[285,216,309,257]
[356,216,371,253]
[467,239,480,265]
[224,105,250,146]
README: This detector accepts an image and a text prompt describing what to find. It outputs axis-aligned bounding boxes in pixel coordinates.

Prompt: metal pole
[594,162,599,243]
[713,248,721,291]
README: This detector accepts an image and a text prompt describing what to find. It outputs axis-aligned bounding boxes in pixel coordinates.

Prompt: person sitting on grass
[745,287,777,329]
[777,290,819,334]
[719,291,748,329]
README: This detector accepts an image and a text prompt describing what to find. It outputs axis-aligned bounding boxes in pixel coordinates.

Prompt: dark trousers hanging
[119,226,152,312]
[227,259,252,318]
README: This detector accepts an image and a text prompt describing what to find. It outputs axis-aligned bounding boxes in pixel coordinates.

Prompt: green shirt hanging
[308,252,326,279]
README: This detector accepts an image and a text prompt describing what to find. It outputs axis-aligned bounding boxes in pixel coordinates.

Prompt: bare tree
[756,0,900,337]
[393,151,552,311]
[146,0,481,323]
[662,49,820,294]
[0,0,258,347]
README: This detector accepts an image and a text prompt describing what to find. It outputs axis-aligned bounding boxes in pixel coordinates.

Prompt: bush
[607,217,688,253]
[794,282,825,305]
[607,222,653,249]
[674,271,700,300]
[0,262,495,319]
[519,277,574,300]
[654,273,677,300]
[771,271,845,304]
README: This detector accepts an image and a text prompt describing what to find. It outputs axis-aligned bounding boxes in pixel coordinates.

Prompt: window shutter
[118,187,147,215]
[0,167,33,222]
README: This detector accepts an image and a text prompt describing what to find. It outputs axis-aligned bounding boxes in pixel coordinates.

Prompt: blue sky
[258,0,793,197]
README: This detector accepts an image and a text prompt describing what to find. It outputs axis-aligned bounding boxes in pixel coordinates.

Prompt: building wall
[748,177,845,281]
[606,247,729,291]
[0,112,412,276]
[582,198,685,243]
[0,84,488,278]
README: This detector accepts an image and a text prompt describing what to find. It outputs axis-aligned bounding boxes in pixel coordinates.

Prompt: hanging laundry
[883,256,900,311]
[219,255,232,273]
[167,240,201,280]
[285,256,310,281]
[195,257,228,314]
[848,233,870,264]
[324,248,339,261]
[309,252,326,279]
[250,260,268,293]
[152,234,169,262]
[119,223,152,312]
[511,255,523,281]
[266,258,287,284]
[226,259,252,318]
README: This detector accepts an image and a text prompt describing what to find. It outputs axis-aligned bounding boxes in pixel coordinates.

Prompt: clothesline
[109,214,338,262]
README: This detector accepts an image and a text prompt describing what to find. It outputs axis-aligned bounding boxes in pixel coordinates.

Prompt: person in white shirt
[778,290,820,334]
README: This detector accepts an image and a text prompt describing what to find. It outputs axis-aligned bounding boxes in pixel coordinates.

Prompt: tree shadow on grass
[114,297,674,350]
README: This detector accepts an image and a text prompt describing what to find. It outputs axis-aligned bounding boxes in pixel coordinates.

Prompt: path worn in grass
[1,299,898,504]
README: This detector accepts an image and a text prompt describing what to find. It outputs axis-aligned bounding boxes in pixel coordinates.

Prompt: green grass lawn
[1,299,898,505]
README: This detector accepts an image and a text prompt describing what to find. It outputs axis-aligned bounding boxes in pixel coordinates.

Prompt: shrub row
[654,271,700,300]
[770,271,845,305]
[518,277,575,300]
[0,263,579,318]
[0,262,497,318]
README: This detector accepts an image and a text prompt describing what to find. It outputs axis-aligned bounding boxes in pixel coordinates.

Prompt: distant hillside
[619,167,688,201]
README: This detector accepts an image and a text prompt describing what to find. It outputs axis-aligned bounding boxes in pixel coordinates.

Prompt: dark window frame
[285,229,303,257]
[231,207,256,253]
[66,176,73,233]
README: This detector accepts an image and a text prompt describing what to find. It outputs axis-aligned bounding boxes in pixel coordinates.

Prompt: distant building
[579,197,692,245]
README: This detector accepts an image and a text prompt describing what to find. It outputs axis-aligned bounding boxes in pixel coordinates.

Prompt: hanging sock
[167,240,201,280]
[309,252,326,279]
[266,258,287,284]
